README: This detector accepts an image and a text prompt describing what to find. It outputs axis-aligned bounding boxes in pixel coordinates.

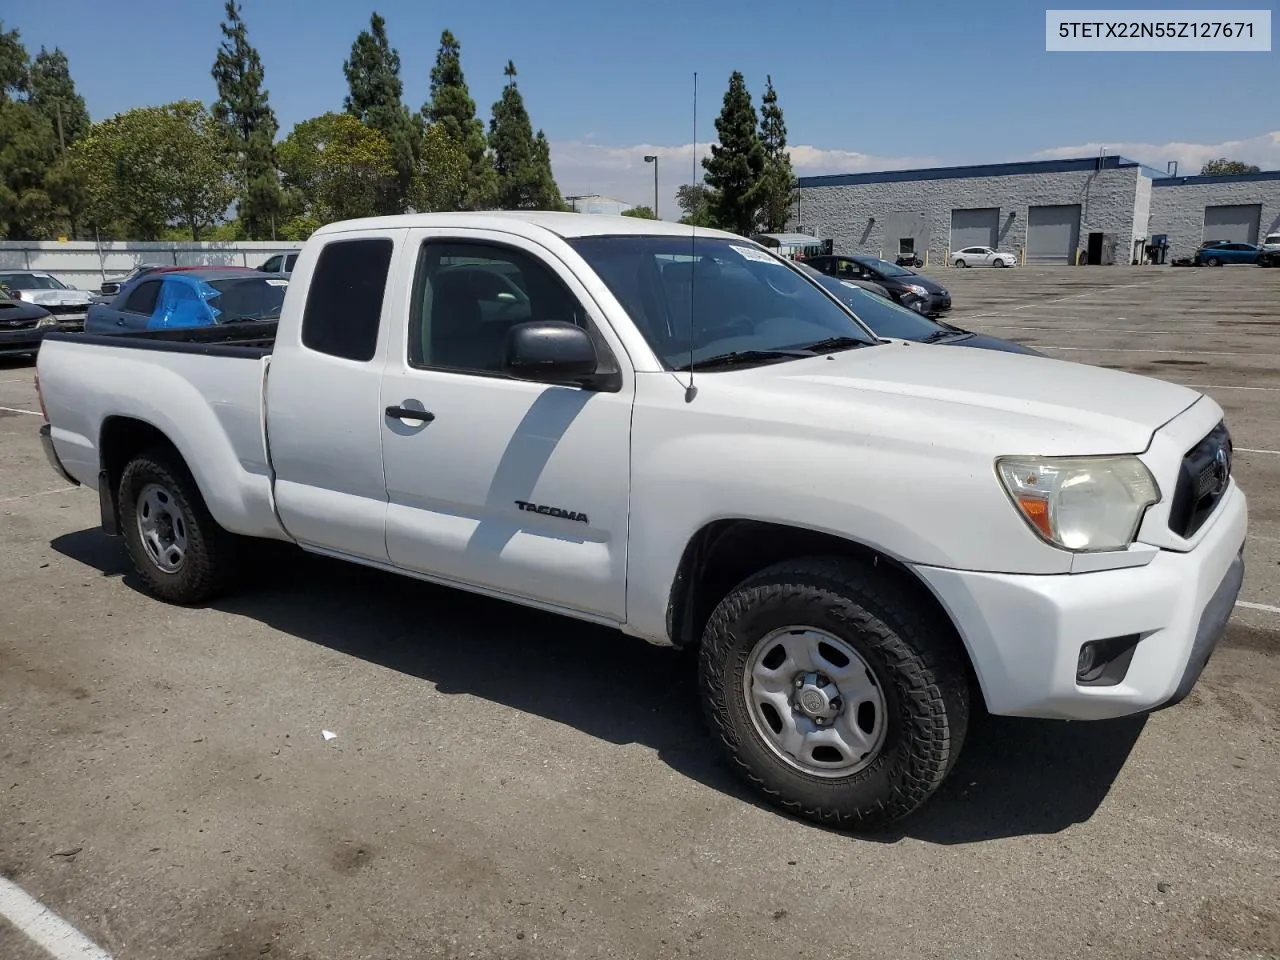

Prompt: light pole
[643,155,658,219]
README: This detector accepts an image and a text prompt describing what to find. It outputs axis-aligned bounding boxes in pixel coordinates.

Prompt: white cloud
[1033,131,1280,174]
[547,139,938,220]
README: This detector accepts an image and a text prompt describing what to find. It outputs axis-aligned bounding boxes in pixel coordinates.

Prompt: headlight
[996,455,1160,552]
[36,316,56,328]
[904,283,929,296]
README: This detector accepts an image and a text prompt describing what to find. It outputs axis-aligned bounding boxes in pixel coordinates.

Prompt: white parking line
[0,404,40,416]
[1236,448,1280,456]
[1184,384,1280,392]
[0,377,32,383]
[0,486,78,504]
[958,280,1166,319]
[0,875,114,959]
[1237,600,1280,615]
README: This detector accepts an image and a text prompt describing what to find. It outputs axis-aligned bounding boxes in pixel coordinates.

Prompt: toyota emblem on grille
[1211,445,1231,495]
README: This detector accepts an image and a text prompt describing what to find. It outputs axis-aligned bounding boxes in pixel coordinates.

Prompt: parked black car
[803,254,951,316]
[799,265,1042,356]
[0,295,58,358]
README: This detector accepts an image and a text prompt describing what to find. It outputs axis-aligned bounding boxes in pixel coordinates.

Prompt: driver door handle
[385,405,435,422]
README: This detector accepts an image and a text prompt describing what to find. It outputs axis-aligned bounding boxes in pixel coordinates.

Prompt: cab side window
[300,237,393,362]
[408,240,616,376]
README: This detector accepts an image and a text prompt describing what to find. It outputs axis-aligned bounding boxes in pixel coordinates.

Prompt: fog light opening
[1075,634,1142,687]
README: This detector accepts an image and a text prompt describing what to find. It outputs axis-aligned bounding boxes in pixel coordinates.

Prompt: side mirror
[504,321,607,388]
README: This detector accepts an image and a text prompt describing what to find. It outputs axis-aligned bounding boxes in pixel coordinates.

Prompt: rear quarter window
[300,237,394,362]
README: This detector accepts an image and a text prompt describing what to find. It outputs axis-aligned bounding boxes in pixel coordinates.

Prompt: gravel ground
[1,263,1278,960]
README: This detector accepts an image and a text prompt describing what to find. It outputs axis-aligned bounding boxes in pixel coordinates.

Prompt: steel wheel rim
[742,625,889,779]
[136,482,189,574]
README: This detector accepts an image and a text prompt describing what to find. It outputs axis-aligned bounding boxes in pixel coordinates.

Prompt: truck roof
[310,210,743,242]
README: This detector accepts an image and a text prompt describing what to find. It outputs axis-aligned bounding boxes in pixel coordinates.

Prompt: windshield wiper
[794,335,873,354]
[921,329,969,343]
[673,348,814,372]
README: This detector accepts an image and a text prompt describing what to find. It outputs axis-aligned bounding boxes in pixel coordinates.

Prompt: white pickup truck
[35,212,1247,828]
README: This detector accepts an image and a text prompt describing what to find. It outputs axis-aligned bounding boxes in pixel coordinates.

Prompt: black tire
[698,556,970,830]
[118,445,238,604]
[1207,257,1221,267]
[954,259,967,268]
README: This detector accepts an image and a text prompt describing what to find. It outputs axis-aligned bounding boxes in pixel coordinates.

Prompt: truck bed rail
[41,320,277,358]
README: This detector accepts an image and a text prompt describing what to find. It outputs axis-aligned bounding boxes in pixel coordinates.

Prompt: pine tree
[343,11,417,213]
[28,47,89,148]
[488,61,561,210]
[212,0,283,238]
[422,30,495,209]
[756,75,794,232]
[701,71,764,236]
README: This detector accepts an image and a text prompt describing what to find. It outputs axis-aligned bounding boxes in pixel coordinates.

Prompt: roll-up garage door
[1026,204,1081,264]
[950,208,999,251]
[1202,204,1262,244]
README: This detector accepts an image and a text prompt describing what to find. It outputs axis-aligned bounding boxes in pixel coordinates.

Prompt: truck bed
[37,324,288,542]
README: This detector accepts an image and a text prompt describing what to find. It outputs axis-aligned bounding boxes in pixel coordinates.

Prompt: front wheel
[698,557,970,830]
[953,259,966,268]
[1207,257,1222,267]
[118,446,239,604]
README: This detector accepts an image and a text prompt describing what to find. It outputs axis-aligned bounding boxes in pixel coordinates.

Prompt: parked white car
[1261,233,1280,253]
[952,246,1018,268]
[0,271,94,326]
[35,212,1246,830]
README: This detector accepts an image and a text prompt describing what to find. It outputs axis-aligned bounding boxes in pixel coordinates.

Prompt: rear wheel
[698,557,970,829]
[118,446,238,604]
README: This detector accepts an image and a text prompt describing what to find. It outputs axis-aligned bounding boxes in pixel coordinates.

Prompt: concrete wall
[0,241,300,291]
[1130,174,1153,260]
[792,166,1141,267]
[1149,175,1280,258]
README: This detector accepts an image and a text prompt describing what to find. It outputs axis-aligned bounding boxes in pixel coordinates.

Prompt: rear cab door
[264,229,403,564]
[377,225,636,621]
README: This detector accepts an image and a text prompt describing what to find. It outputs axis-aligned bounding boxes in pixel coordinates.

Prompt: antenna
[685,70,698,403]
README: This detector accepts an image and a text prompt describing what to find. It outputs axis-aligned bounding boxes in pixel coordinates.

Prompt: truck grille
[43,304,87,316]
[1168,421,1232,539]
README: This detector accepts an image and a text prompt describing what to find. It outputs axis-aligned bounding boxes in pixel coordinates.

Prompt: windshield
[810,275,950,340]
[856,258,915,278]
[0,273,67,290]
[205,277,287,322]
[567,235,879,369]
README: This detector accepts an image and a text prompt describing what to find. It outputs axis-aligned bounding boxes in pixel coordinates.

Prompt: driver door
[378,228,635,621]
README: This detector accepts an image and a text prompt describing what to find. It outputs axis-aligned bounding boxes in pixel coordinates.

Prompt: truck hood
[725,341,1201,455]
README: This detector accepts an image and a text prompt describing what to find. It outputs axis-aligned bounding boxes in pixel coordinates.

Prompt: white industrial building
[791,155,1280,265]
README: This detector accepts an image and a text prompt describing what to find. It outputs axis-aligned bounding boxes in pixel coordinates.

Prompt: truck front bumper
[912,483,1247,720]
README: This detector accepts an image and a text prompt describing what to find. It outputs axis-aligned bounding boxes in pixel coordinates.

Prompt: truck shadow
[52,528,1144,846]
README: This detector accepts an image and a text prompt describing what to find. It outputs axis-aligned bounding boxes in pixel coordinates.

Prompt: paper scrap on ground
[322,730,337,741]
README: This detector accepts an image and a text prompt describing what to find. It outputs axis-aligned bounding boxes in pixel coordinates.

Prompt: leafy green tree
[621,205,657,219]
[488,61,562,210]
[71,101,234,240]
[675,182,714,226]
[409,122,469,212]
[344,11,417,212]
[212,0,284,238]
[278,112,396,227]
[28,47,89,149]
[0,24,64,239]
[0,20,27,99]
[0,98,57,239]
[701,71,764,235]
[1199,158,1261,176]
[422,30,496,209]
[756,75,794,232]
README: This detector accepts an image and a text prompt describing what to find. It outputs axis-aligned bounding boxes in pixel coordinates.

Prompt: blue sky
[10,0,1279,216]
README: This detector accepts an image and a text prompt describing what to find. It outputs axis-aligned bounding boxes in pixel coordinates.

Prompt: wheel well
[666,519,976,678]
[99,417,181,504]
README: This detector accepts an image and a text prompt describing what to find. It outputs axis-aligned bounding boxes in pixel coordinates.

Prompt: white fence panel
[0,241,300,291]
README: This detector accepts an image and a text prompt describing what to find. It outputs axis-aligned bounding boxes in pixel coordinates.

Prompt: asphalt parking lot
[2,264,1279,960]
